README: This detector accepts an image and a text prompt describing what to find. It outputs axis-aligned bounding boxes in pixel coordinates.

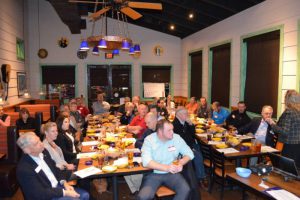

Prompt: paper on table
[236,135,254,140]
[267,189,299,200]
[125,148,141,153]
[208,141,225,145]
[122,138,136,143]
[261,146,279,153]
[76,152,97,159]
[217,148,239,154]
[74,166,101,178]
[133,157,142,163]
[196,133,207,138]
[82,141,100,146]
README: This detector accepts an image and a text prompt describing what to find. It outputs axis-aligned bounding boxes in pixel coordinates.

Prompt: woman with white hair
[266,90,300,168]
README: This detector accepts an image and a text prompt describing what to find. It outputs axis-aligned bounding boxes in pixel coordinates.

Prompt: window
[41,65,75,100]
[189,51,202,99]
[87,65,131,107]
[142,66,171,98]
[243,30,280,115]
[210,43,231,107]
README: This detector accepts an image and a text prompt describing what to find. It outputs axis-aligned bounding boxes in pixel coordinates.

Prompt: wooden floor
[4,181,263,200]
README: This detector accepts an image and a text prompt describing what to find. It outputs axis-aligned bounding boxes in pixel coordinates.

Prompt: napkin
[74,166,101,178]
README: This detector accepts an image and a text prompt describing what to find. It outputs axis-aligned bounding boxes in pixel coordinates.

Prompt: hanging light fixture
[92,46,99,55]
[78,1,140,56]
[129,46,135,55]
[80,40,89,51]
[134,44,141,53]
[98,38,107,48]
[112,49,119,55]
[121,39,130,50]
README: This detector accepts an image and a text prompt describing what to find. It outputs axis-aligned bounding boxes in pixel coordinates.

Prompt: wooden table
[196,134,279,160]
[227,172,300,199]
[78,139,152,200]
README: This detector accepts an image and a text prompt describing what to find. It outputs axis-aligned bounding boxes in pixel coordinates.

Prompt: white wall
[182,0,300,115]
[0,0,28,106]
[25,0,182,101]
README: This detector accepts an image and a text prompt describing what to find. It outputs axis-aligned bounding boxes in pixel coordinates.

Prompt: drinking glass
[127,152,134,168]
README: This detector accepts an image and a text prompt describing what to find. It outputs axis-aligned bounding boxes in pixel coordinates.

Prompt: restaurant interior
[0,0,300,199]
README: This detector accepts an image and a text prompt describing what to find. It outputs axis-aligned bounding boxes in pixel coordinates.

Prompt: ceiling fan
[69,0,162,20]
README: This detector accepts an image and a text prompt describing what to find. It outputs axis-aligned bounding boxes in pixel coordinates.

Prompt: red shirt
[77,105,90,117]
[129,115,147,138]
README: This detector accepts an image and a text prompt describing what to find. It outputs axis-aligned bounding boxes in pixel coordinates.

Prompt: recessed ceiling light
[189,13,194,19]
[170,25,175,30]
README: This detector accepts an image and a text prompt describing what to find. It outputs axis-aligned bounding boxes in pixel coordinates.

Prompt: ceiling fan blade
[69,0,105,4]
[120,7,142,20]
[127,2,162,10]
[89,7,111,19]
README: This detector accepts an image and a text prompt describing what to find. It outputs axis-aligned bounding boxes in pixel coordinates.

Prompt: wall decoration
[38,48,48,59]
[58,37,69,48]
[0,64,11,101]
[153,45,163,56]
[17,72,27,97]
[16,38,25,61]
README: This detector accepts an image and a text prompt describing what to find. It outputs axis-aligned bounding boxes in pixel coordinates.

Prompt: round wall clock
[153,45,163,56]
[38,48,48,59]
[77,50,87,59]
[58,37,69,48]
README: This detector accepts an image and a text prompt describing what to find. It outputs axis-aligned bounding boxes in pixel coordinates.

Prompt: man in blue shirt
[137,119,194,200]
[211,101,230,125]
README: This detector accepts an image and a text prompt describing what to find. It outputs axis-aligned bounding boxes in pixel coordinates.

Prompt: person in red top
[76,98,90,118]
[127,104,148,138]
[185,97,199,114]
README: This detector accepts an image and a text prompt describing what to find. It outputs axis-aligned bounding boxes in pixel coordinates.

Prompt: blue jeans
[192,143,206,180]
[137,173,190,200]
[52,186,89,200]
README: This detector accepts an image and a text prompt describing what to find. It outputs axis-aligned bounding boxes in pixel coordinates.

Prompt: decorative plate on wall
[77,50,88,59]
[38,48,48,59]
[153,45,163,56]
[58,37,69,48]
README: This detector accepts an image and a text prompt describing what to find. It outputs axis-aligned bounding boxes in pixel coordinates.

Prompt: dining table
[76,114,152,200]
[227,172,300,199]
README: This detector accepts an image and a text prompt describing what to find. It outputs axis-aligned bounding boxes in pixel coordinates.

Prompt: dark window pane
[42,66,75,84]
[190,51,202,99]
[142,66,171,83]
[211,43,231,107]
[244,30,280,116]
[89,67,108,86]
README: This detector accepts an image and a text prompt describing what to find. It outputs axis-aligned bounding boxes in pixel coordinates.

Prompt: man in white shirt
[92,93,110,114]
[16,132,89,200]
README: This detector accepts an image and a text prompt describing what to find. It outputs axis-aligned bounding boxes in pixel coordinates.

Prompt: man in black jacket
[172,108,206,187]
[16,132,89,200]
[238,105,277,147]
[226,101,251,129]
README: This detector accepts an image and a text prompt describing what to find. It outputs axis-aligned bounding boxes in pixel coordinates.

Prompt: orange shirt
[185,103,199,114]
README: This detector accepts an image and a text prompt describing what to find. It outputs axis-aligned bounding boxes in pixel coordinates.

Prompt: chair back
[199,139,212,167]
[0,126,19,164]
[211,147,225,177]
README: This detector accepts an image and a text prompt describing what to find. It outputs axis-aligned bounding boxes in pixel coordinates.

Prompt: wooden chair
[155,186,175,199]
[209,148,235,200]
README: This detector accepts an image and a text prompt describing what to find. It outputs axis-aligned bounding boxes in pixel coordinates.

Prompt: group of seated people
[1,89,299,200]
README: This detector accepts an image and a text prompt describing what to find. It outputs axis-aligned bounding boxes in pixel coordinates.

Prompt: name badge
[168,146,176,152]
[35,165,42,173]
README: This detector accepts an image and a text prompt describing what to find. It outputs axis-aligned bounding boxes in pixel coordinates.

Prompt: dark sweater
[226,110,251,129]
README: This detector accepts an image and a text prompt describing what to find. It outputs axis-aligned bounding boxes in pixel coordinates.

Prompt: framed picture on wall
[16,38,25,61]
[17,72,27,97]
